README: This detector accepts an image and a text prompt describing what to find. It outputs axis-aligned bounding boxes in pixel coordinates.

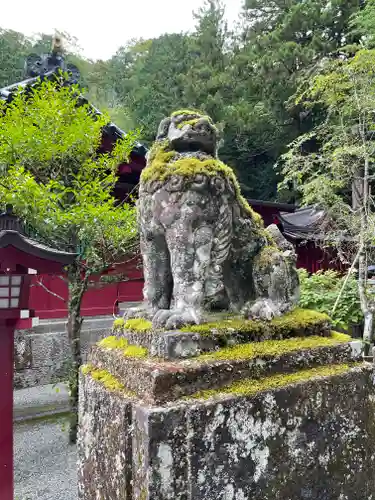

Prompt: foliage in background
[0,0,367,200]
[280,47,375,344]
[298,269,363,329]
[0,79,139,442]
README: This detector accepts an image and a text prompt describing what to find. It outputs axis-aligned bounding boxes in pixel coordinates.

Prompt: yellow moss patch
[99,336,129,349]
[171,109,204,117]
[98,335,148,358]
[123,345,148,357]
[187,363,356,400]
[271,308,330,330]
[176,115,216,129]
[177,118,201,129]
[113,318,125,332]
[81,364,133,394]
[124,318,153,332]
[81,364,92,376]
[331,331,353,342]
[197,331,352,362]
[182,308,331,337]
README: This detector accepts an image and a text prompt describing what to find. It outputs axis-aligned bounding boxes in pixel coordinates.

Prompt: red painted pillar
[0,319,15,500]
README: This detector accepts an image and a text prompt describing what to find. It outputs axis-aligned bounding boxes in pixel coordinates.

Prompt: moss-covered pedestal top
[81,308,364,405]
[112,308,334,359]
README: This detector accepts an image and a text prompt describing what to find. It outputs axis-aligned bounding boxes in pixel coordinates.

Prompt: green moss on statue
[177,118,201,129]
[141,141,264,227]
[171,109,205,117]
[112,317,153,334]
[255,245,279,271]
[197,331,352,362]
[182,308,330,337]
[187,363,359,400]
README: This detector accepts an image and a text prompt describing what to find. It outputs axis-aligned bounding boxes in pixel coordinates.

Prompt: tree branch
[36,277,66,303]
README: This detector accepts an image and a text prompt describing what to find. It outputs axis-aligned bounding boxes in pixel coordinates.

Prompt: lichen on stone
[98,335,148,358]
[197,331,352,362]
[187,363,358,400]
[181,308,330,338]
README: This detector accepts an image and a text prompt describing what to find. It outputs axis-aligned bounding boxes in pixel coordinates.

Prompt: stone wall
[14,319,113,389]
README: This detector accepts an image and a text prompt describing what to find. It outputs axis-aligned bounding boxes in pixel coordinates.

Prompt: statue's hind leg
[243,245,299,320]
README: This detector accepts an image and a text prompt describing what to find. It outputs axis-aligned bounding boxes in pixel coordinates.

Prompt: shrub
[298,269,363,330]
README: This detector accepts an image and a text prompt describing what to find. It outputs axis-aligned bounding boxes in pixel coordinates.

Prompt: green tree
[109,34,195,144]
[230,0,363,199]
[350,0,375,47]
[0,79,139,442]
[280,48,375,347]
[0,28,32,87]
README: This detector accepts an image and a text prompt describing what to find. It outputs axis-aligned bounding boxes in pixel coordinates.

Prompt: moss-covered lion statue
[125,110,300,329]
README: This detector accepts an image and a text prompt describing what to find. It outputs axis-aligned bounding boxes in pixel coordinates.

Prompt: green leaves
[0,79,139,272]
[279,48,375,241]
[298,269,363,329]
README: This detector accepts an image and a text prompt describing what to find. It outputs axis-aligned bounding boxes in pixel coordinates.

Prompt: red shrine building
[0,46,337,320]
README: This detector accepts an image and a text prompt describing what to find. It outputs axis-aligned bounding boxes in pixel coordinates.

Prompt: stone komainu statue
[126,110,300,329]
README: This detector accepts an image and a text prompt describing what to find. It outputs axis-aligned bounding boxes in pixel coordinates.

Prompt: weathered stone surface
[125,110,300,329]
[78,373,133,500]
[88,341,362,404]
[132,405,189,500]
[184,366,375,500]
[79,363,375,500]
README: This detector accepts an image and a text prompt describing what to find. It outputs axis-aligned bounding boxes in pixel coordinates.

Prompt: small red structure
[0,207,75,500]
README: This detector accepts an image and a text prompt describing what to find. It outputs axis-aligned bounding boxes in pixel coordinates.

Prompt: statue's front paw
[152,308,202,329]
[243,299,283,321]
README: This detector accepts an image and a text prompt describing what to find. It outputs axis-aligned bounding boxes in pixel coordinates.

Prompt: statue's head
[156,110,219,156]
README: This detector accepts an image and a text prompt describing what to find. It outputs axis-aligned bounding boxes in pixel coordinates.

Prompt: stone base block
[78,363,375,500]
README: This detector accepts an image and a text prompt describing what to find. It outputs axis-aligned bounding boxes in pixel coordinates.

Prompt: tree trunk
[358,155,373,353]
[67,262,89,444]
[358,250,373,353]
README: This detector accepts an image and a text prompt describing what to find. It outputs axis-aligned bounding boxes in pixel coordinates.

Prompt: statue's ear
[156,117,172,141]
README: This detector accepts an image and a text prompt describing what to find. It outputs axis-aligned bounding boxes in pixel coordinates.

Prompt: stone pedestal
[78,314,375,500]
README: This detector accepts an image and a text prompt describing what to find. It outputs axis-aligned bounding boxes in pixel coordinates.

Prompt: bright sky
[1,0,243,61]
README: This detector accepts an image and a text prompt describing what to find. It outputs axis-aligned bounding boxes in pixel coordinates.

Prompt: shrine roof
[0,230,76,265]
[278,206,326,240]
